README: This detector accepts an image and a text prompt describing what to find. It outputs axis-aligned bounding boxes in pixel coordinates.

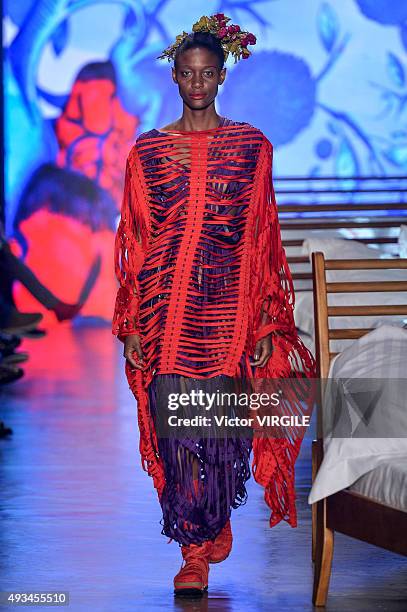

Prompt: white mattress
[308,325,407,504]
[348,456,407,513]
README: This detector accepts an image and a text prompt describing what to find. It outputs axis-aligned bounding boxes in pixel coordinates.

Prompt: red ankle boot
[208,519,233,563]
[174,540,214,597]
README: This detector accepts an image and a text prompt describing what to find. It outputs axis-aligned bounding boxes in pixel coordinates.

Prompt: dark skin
[124,46,272,371]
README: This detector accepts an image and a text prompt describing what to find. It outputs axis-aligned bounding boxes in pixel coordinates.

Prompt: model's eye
[204,71,214,78]
[181,70,191,78]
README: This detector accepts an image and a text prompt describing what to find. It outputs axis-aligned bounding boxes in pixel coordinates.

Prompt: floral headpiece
[157,13,257,64]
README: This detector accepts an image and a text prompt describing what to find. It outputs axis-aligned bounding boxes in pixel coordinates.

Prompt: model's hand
[123,335,144,370]
[251,335,272,368]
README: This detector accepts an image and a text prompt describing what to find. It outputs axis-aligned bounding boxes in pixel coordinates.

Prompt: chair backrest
[311,252,407,439]
[280,196,407,291]
[311,253,407,379]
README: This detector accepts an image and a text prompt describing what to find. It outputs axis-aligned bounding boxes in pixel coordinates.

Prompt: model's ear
[219,67,227,85]
[171,66,177,83]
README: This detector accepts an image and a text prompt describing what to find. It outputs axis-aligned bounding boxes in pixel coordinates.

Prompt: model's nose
[191,75,204,88]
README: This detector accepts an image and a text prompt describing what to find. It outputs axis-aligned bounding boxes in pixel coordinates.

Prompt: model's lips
[189,93,206,99]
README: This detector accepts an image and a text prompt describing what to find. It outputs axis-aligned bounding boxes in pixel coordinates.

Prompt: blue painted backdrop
[3,0,407,322]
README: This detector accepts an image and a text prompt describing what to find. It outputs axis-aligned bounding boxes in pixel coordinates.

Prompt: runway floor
[1,326,406,612]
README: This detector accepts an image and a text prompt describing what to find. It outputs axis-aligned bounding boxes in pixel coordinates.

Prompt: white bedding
[308,325,407,505]
[349,457,407,512]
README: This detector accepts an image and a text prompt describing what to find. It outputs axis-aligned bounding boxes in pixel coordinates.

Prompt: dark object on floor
[0,337,23,357]
[18,327,47,339]
[0,421,13,437]
[2,352,29,365]
[0,333,22,351]
[0,309,43,335]
[0,364,24,385]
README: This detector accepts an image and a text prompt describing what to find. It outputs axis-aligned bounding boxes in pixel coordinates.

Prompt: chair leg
[311,439,322,563]
[312,502,317,563]
[312,498,334,606]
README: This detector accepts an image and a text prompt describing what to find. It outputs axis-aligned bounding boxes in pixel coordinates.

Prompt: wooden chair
[279,199,407,291]
[310,252,407,606]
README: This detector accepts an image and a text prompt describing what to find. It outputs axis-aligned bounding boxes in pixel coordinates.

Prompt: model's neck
[177,106,222,132]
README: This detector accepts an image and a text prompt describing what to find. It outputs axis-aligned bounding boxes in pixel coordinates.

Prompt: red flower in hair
[241,33,257,46]
[159,13,256,63]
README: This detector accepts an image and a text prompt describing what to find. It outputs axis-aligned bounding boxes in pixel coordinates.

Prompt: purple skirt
[148,361,253,546]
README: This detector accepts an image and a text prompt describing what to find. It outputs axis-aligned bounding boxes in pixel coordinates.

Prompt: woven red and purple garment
[113,118,315,544]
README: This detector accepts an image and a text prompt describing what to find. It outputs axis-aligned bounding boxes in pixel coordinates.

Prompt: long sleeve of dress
[112,152,149,341]
[248,138,314,376]
[248,138,316,528]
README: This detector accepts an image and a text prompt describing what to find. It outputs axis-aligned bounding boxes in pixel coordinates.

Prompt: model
[113,13,315,598]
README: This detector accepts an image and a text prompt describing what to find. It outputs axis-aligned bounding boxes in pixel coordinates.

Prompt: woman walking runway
[113,13,315,597]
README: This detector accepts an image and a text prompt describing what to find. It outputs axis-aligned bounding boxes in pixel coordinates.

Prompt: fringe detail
[112,154,150,338]
[126,364,166,497]
[147,373,251,546]
[248,139,316,528]
[113,131,316,532]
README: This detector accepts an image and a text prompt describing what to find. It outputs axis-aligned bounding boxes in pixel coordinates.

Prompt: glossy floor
[1,327,406,611]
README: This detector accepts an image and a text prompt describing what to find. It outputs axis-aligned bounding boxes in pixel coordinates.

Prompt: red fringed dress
[112,117,315,545]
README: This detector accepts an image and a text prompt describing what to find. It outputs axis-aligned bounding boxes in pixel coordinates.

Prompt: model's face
[172,47,226,110]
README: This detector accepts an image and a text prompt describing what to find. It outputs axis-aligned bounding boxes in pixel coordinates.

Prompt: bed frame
[310,252,407,606]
